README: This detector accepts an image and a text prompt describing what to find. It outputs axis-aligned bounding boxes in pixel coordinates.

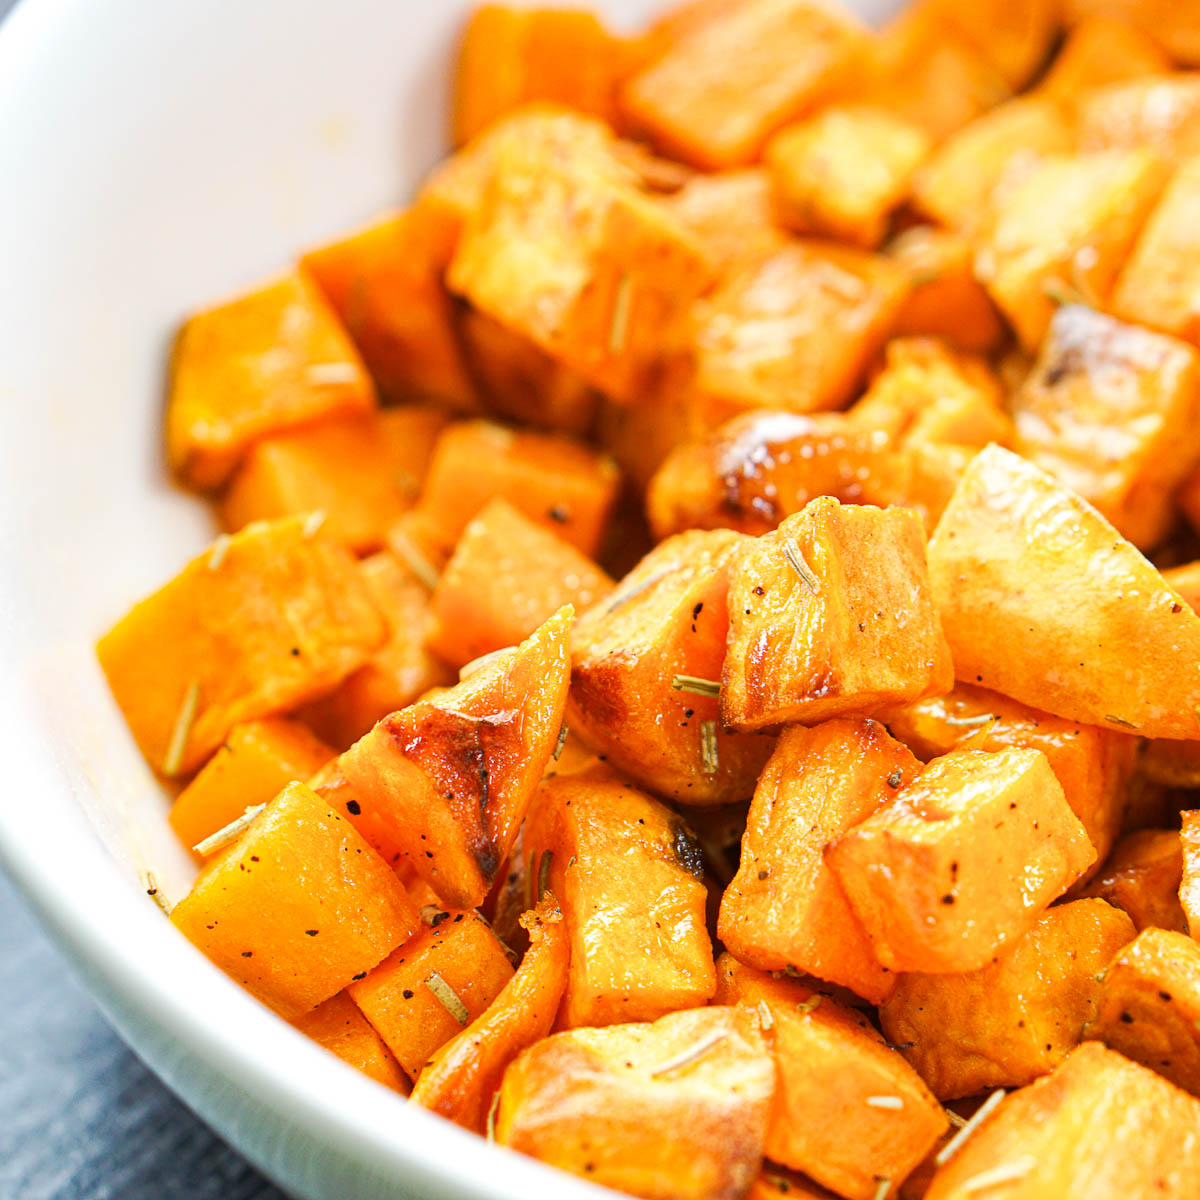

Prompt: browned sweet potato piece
[496,1005,775,1200]
[569,530,774,805]
[926,445,1200,739]
[1039,16,1170,101]
[97,516,385,777]
[923,1042,1200,1199]
[719,720,918,1003]
[1012,305,1200,549]
[924,0,1060,89]
[722,498,953,732]
[1063,0,1200,66]
[827,747,1097,973]
[1078,73,1200,162]
[881,899,1135,1099]
[526,775,715,1027]
[348,909,515,1081]
[410,896,568,1129]
[1086,926,1200,1094]
[1079,829,1187,931]
[619,0,866,169]
[880,683,1137,877]
[718,956,946,1199]
[291,991,409,1094]
[1181,810,1200,935]
[377,406,449,506]
[336,608,571,907]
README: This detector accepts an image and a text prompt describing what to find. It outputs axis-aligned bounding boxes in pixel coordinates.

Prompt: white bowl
[0,0,896,1196]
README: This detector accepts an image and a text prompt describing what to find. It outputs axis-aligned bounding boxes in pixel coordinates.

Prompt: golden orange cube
[1039,15,1170,101]
[291,991,409,1094]
[1079,829,1186,932]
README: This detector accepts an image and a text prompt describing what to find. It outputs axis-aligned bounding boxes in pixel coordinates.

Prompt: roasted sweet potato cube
[220,414,405,554]
[1079,829,1186,931]
[926,445,1200,739]
[1112,157,1200,346]
[647,412,968,541]
[452,6,624,145]
[169,717,333,853]
[1012,305,1200,549]
[375,405,449,506]
[925,0,1059,89]
[827,747,1097,973]
[1086,927,1200,1094]
[881,899,1134,1099]
[765,105,930,248]
[415,420,620,558]
[975,148,1167,350]
[717,956,947,1199]
[97,516,385,777]
[569,529,774,805]
[594,374,702,496]
[719,720,918,1003]
[924,1042,1200,1200]
[910,96,1074,236]
[690,242,909,421]
[885,227,1006,354]
[349,909,514,1081]
[428,498,613,669]
[337,608,571,907]
[1039,16,1170,101]
[849,338,1011,450]
[722,498,953,732]
[880,684,1136,874]
[291,990,409,1094]
[446,116,712,401]
[170,782,418,1019]
[526,775,715,1026]
[662,169,786,273]
[619,0,865,169]
[410,897,568,1130]
[1077,73,1200,162]
[297,551,453,751]
[1064,0,1200,64]
[496,1005,775,1200]
[167,271,376,490]
[1181,810,1200,936]
[300,210,477,410]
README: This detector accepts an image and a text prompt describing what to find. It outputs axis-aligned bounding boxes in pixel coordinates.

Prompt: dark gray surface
[0,1,282,1195]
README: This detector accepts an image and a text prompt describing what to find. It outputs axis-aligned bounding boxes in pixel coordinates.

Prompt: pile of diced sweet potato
[97,0,1200,1196]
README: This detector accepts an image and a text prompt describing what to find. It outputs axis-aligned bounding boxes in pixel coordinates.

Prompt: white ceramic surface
[0,0,898,1196]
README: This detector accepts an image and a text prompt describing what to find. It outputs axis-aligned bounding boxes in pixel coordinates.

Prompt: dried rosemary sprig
[865,1095,904,1110]
[425,971,469,1026]
[460,646,514,680]
[608,272,634,354]
[301,509,327,539]
[782,540,819,592]
[647,1029,727,1077]
[207,534,232,570]
[305,362,359,385]
[960,1156,1035,1194]
[672,674,721,698]
[162,681,201,777]
[700,720,719,774]
[552,725,569,761]
[193,803,266,857]
[935,1089,1007,1166]
[391,529,441,591]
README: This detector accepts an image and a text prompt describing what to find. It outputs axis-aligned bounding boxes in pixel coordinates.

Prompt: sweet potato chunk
[881,899,1134,1099]
[1086,926,1200,1094]
[766,105,931,248]
[97,516,385,777]
[722,498,953,732]
[291,991,409,1094]
[171,782,418,1019]
[526,775,715,1026]
[1181,810,1200,936]
[446,112,712,400]
[169,717,333,853]
[496,1005,775,1200]
[690,242,909,423]
[1077,73,1200,163]
[1012,305,1200,548]
[925,0,1059,88]
[569,530,774,805]
[300,210,477,410]
[1064,0,1200,66]
[717,956,947,1199]
[167,271,376,490]
[428,499,613,669]
[880,683,1137,874]
[662,169,786,273]
[719,720,919,1003]
[911,96,1073,236]
[1111,157,1200,345]
[452,6,623,145]
[415,420,620,558]
[349,909,514,1081]
[337,608,571,907]
[924,1042,1200,1200]
[1079,829,1186,931]
[377,406,450,506]
[884,227,1006,354]
[619,0,865,169]
[297,551,453,751]
[647,411,969,541]
[410,897,568,1130]
[974,148,1167,349]
[1039,16,1170,101]
[926,445,1200,739]
[827,747,1097,973]
[220,413,405,554]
